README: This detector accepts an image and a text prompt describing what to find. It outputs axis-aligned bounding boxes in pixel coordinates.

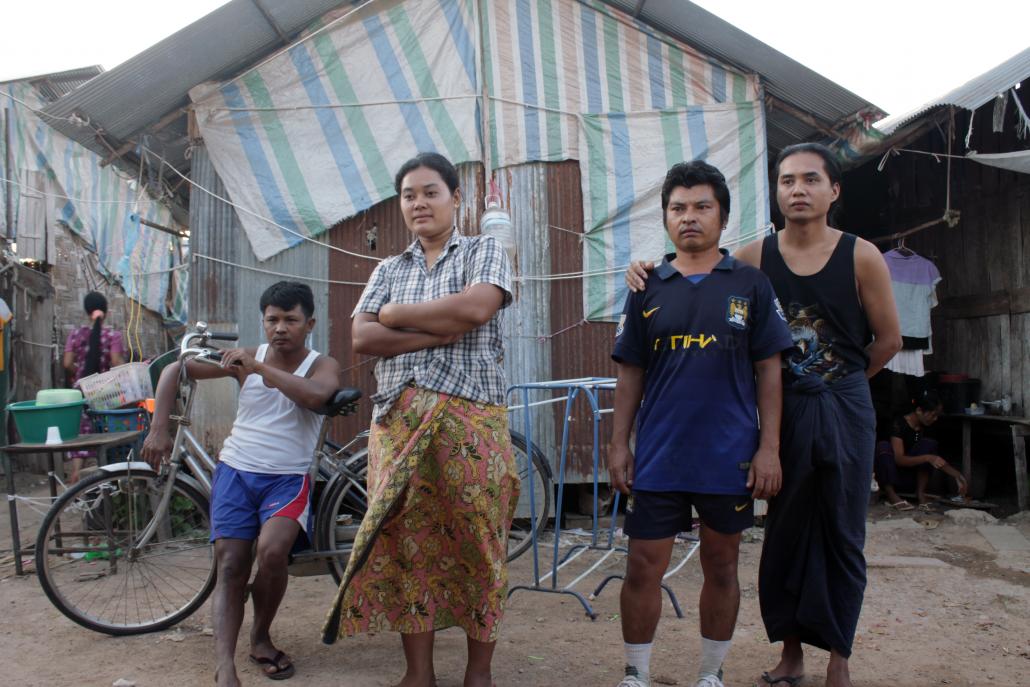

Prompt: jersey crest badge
[726,296,750,330]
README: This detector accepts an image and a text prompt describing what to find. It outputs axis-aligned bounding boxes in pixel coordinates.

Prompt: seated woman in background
[874,389,967,510]
[62,291,125,482]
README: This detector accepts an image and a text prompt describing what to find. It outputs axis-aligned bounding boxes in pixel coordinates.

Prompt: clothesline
[0,177,160,206]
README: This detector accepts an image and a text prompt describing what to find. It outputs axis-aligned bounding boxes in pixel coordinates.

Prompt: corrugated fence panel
[493,163,558,478]
[547,161,617,481]
[190,146,239,326]
[189,145,241,452]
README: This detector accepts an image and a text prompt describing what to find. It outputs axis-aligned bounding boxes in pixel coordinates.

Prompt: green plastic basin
[36,388,84,406]
[6,399,85,444]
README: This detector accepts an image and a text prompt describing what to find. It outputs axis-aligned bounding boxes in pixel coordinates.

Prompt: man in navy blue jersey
[609,161,793,687]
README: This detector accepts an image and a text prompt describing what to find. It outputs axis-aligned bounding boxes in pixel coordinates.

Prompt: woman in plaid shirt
[324,153,520,687]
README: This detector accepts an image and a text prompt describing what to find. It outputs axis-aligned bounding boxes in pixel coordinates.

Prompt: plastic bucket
[89,408,151,461]
[7,400,86,444]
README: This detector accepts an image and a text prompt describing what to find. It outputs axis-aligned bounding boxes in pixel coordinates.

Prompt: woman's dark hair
[82,291,108,377]
[393,152,460,195]
[913,389,942,412]
[660,160,731,224]
[259,281,315,319]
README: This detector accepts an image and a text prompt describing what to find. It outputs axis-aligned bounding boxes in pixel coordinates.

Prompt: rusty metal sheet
[546,161,617,482]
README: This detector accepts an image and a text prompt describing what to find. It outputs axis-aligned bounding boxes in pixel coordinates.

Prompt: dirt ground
[2,473,1029,687]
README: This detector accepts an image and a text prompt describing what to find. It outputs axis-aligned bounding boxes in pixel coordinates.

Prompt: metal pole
[3,108,14,241]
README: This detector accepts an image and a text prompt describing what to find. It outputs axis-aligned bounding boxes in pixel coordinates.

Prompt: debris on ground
[944,508,998,526]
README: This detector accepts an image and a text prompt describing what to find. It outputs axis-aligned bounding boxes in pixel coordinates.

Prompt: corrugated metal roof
[40,0,347,167]
[0,65,105,102]
[603,0,883,145]
[876,46,1030,135]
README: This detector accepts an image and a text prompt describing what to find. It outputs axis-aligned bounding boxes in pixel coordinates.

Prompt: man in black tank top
[626,144,901,687]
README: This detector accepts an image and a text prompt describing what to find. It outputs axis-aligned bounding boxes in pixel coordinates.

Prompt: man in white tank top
[143,282,342,687]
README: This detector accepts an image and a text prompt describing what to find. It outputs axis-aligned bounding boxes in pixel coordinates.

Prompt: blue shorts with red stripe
[210,462,312,545]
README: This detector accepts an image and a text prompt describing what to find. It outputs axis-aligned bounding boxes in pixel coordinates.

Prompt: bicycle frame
[131,324,364,561]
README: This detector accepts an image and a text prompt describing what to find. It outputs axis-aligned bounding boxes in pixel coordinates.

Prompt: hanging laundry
[884,248,940,376]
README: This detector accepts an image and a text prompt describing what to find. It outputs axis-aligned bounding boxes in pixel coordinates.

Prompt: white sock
[625,642,653,678]
[697,637,732,678]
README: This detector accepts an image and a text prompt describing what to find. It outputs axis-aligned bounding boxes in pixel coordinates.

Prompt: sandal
[760,672,804,686]
[886,499,914,511]
[917,502,936,513]
[249,650,295,680]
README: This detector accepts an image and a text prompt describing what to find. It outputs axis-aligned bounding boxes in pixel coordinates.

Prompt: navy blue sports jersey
[612,251,793,494]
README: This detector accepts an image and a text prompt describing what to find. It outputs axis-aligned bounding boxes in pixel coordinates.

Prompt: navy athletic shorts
[623,490,754,538]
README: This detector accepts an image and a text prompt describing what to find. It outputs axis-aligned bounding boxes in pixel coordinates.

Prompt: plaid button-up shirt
[354,231,513,423]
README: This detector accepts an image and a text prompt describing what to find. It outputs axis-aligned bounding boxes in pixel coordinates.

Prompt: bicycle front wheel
[35,468,216,635]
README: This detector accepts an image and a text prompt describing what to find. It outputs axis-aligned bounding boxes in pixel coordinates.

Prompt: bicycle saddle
[319,387,362,416]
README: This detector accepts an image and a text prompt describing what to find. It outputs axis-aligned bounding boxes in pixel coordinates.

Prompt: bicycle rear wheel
[317,451,369,585]
[35,468,215,635]
[507,431,552,562]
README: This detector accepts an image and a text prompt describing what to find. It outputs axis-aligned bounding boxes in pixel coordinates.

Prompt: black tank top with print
[760,232,871,383]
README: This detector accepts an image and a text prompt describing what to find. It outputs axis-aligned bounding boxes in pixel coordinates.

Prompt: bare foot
[463,667,494,687]
[391,673,437,687]
[825,652,852,687]
[763,639,805,684]
[215,664,241,687]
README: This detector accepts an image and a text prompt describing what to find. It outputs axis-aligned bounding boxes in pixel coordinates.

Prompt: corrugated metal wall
[546,162,618,479]
[493,164,557,473]
[189,145,332,451]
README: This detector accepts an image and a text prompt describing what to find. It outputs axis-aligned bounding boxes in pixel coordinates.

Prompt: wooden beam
[138,217,188,239]
[942,291,1011,319]
[1010,287,1030,315]
[99,107,186,167]
[941,287,1030,319]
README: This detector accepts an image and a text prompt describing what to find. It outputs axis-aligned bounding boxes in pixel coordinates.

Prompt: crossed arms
[352,283,506,357]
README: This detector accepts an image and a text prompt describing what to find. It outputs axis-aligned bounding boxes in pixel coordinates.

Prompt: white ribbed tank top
[218,344,322,475]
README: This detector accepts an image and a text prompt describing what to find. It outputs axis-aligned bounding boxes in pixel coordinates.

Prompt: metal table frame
[2,430,143,576]
[505,378,693,619]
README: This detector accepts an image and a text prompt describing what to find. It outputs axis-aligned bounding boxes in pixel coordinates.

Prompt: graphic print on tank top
[783,301,846,381]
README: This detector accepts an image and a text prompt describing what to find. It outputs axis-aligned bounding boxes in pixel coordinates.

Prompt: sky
[1,0,1027,117]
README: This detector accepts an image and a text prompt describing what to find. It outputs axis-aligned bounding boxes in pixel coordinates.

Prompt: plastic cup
[45,425,62,445]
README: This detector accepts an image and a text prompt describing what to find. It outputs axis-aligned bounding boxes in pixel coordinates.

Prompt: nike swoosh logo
[735,502,750,512]
[642,307,661,318]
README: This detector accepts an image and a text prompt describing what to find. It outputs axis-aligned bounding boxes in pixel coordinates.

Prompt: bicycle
[34,324,552,635]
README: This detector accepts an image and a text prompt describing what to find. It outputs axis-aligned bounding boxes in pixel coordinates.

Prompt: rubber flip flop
[249,650,295,680]
[886,500,914,511]
[760,672,804,686]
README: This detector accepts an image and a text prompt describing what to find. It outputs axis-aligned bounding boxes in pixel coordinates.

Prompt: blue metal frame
[505,377,686,619]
